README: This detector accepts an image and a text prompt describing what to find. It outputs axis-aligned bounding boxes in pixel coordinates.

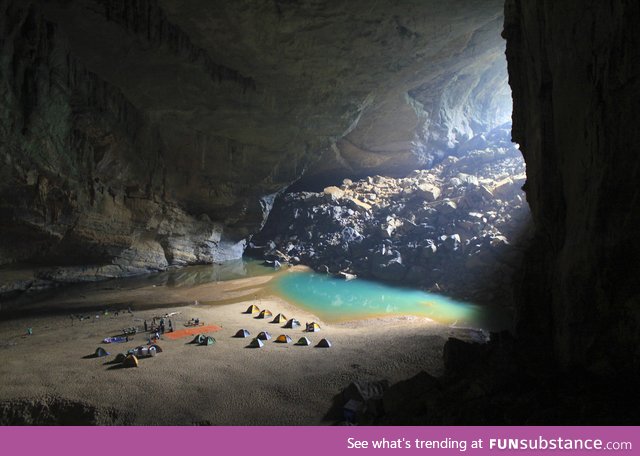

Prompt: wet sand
[0,272,477,425]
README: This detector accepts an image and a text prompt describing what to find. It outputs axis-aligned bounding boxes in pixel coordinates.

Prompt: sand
[0,272,479,425]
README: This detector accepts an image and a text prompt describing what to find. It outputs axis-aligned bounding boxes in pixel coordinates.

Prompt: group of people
[144,317,174,338]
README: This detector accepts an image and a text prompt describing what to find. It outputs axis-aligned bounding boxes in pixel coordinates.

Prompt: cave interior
[1,0,639,424]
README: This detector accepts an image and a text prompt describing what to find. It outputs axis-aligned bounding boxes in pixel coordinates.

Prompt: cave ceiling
[0,0,508,276]
[38,0,508,183]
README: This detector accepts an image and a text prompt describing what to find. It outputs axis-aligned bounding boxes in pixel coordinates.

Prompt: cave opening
[250,29,530,322]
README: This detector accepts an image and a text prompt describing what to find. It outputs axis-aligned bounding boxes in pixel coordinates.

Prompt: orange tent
[275,334,292,344]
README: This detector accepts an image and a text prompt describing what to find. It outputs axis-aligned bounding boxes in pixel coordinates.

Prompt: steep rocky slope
[252,124,529,305]
[0,0,509,291]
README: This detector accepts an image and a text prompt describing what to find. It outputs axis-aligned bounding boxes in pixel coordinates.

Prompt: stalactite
[96,0,256,93]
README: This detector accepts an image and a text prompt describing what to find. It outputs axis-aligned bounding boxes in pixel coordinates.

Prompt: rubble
[250,129,530,305]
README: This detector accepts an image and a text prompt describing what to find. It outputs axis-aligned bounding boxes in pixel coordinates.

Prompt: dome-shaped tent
[94,347,109,357]
[295,337,311,346]
[200,336,216,346]
[306,322,321,332]
[275,334,292,344]
[114,353,127,363]
[257,331,272,340]
[316,338,332,348]
[123,354,139,368]
[248,338,264,348]
[271,313,287,323]
[245,304,260,314]
[256,309,273,319]
[284,318,300,328]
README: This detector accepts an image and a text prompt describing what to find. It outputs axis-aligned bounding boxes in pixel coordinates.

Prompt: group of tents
[191,334,216,346]
[91,302,328,367]
[93,343,164,368]
[95,328,219,369]
[246,334,315,348]
[244,305,321,331]
[239,304,331,349]
[244,333,330,348]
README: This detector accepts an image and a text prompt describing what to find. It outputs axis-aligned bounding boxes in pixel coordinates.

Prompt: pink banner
[1,426,637,455]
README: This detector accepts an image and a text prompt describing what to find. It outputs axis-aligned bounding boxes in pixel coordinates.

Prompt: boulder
[457,173,479,186]
[371,251,406,282]
[337,271,357,281]
[415,183,441,202]
[438,200,458,214]
[323,186,345,199]
[479,185,494,199]
[421,241,438,258]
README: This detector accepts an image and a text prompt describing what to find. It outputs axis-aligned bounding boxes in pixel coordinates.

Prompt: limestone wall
[504,0,640,374]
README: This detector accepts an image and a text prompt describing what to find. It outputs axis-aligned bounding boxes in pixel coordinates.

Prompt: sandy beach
[0,271,476,425]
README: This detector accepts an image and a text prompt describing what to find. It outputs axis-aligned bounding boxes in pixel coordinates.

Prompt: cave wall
[0,1,248,284]
[504,0,640,375]
[0,0,511,288]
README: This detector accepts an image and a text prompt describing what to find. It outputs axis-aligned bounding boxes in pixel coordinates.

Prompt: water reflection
[2,259,510,331]
[153,259,272,288]
[0,259,272,314]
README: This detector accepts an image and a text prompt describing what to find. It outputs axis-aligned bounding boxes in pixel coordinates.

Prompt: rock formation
[252,124,529,306]
[0,0,510,292]
[505,0,640,377]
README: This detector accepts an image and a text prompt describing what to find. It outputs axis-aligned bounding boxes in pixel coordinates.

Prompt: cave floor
[0,273,481,425]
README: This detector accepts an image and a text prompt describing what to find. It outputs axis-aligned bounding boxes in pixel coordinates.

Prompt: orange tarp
[163,324,222,340]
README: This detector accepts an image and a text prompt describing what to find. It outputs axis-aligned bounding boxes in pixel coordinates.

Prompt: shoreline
[0,273,474,425]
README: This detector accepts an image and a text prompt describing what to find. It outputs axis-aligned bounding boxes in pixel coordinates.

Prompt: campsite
[0,269,478,425]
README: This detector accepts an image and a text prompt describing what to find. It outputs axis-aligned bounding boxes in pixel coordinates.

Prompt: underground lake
[1,259,511,332]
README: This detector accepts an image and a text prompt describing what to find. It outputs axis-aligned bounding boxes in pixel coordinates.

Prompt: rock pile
[250,131,530,305]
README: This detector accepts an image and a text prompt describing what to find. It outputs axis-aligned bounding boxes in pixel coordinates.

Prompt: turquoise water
[161,262,508,330]
[272,270,508,329]
[3,256,508,330]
